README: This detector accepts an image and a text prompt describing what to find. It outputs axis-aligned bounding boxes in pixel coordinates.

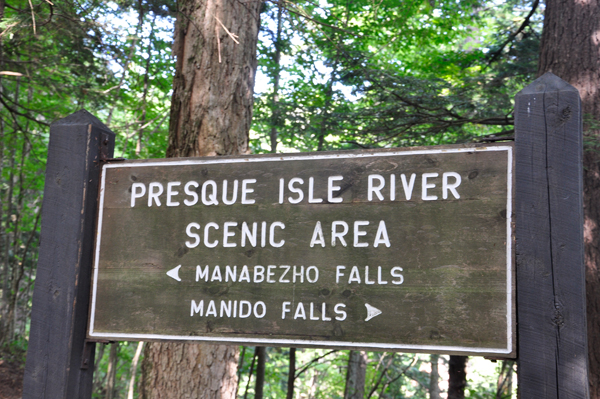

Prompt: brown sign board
[88,144,514,356]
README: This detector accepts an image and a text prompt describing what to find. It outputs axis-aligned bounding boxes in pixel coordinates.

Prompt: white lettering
[401,173,416,200]
[270,222,285,247]
[166,181,181,206]
[282,301,291,319]
[321,303,331,321]
[328,176,344,203]
[354,221,369,247]
[267,265,276,283]
[204,223,219,248]
[336,265,346,283]
[443,172,461,199]
[254,265,265,283]
[223,222,237,247]
[206,300,217,317]
[225,265,237,282]
[148,182,163,206]
[294,302,306,320]
[222,179,238,205]
[310,221,325,247]
[131,183,146,207]
[239,265,251,282]
[391,267,404,284]
[293,266,304,283]
[332,221,349,247]
[279,178,284,204]
[309,303,319,320]
[288,178,304,204]
[422,173,438,201]
[239,301,252,318]
[348,266,361,284]
[368,174,385,201]
[241,222,257,247]
[308,177,323,203]
[373,221,391,248]
[202,180,219,205]
[279,266,290,283]
[254,301,266,318]
[196,265,209,282]
[364,266,375,285]
[334,304,347,321]
[220,300,232,317]
[306,266,319,283]
[191,300,203,316]
[185,222,201,248]
[241,179,256,204]
[377,266,388,284]
[211,265,222,282]
[183,181,199,206]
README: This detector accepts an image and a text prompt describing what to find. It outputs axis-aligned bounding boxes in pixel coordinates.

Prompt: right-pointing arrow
[364,303,382,322]
[166,265,182,282]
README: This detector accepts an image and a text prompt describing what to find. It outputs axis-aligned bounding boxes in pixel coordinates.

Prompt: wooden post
[515,73,589,397]
[22,110,115,399]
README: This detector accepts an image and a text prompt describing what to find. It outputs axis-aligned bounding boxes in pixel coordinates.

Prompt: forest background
[0,0,578,397]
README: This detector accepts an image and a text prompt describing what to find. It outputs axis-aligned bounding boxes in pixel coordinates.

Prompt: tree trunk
[105,343,119,399]
[243,349,258,399]
[139,0,261,397]
[286,348,296,399]
[93,344,107,394]
[496,360,513,399]
[344,350,367,399]
[269,1,283,153]
[128,342,145,399]
[136,11,157,156]
[140,342,239,399]
[448,355,467,399]
[254,346,266,399]
[537,0,600,397]
[429,354,441,399]
[166,0,260,158]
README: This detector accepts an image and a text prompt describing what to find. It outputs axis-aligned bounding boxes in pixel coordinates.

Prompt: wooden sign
[88,144,514,356]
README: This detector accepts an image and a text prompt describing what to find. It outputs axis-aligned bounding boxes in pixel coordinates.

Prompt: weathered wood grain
[90,144,514,356]
[515,72,589,398]
[22,110,115,399]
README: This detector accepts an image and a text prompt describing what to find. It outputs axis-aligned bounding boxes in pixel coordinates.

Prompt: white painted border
[90,146,514,354]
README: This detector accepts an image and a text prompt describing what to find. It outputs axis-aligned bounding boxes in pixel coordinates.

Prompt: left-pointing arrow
[167,265,182,282]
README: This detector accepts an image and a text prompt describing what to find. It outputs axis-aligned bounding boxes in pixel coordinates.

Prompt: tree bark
[448,355,467,399]
[496,360,513,399]
[105,343,119,399]
[254,346,266,399]
[243,349,258,399]
[286,348,296,399]
[128,342,145,399]
[429,354,441,399]
[140,342,239,399]
[139,0,261,397]
[537,0,600,397]
[93,344,107,394]
[166,0,261,158]
[269,1,283,153]
[344,350,367,399]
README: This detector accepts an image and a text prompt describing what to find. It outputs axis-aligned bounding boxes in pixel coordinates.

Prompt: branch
[367,353,396,399]
[377,356,417,397]
[0,93,50,126]
[281,0,355,36]
[294,350,338,379]
[487,0,539,64]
